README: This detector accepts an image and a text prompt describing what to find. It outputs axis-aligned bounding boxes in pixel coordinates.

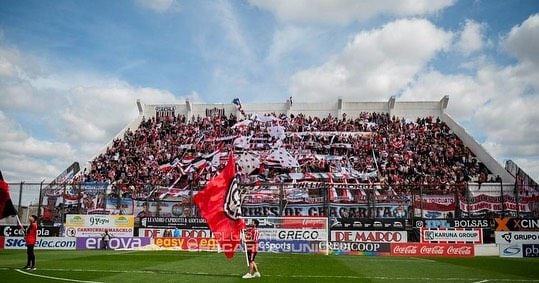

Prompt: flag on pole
[0,171,18,220]
[193,153,245,258]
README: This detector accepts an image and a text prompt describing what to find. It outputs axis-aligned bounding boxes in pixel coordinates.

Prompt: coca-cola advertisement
[390,243,475,257]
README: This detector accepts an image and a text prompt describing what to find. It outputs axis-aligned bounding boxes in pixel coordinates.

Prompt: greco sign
[140,217,208,229]
[495,231,539,244]
[495,217,539,231]
[1,225,61,237]
[420,228,483,244]
[331,231,407,243]
[391,243,474,257]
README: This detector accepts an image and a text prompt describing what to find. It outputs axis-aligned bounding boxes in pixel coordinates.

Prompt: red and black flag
[0,171,18,219]
[193,152,246,258]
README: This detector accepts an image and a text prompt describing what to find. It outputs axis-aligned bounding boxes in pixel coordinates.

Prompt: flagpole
[16,215,25,234]
[241,229,249,267]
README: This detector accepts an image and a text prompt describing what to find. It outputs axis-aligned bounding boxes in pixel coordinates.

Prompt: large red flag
[193,152,245,258]
[0,177,18,220]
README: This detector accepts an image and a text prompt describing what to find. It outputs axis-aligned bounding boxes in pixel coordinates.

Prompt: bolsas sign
[331,231,407,243]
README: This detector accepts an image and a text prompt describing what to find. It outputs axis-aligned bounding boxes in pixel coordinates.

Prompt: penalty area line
[29,268,539,282]
[15,269,104,283]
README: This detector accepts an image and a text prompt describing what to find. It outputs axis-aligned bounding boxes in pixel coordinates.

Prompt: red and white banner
[391,243,474,257]
[421,228,483,244]
[414,195,455,219]
[331,230,407,243]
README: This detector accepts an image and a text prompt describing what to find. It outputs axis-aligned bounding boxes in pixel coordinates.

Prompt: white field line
[15,269,104,283]
[24,268,539,282]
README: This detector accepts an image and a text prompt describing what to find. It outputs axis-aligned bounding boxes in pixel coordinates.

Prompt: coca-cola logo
[391,243,474,257]
[392,245,417,254]
[420,245,444,255]
[447,246,473,255]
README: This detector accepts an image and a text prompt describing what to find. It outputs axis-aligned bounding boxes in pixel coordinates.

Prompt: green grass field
[1,250,538,283]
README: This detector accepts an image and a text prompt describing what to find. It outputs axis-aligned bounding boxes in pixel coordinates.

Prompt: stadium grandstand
[16,96,532,231]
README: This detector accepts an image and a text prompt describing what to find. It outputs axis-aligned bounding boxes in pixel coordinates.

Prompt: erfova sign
[76,237,152,250]
[331,231,407,243]
[391,243,474,257]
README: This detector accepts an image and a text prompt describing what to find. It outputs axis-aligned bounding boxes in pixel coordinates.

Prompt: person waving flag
[193,152,245,259]
[0,170,18,220]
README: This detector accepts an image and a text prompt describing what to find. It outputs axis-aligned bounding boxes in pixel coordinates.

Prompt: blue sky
[0,0,538,183]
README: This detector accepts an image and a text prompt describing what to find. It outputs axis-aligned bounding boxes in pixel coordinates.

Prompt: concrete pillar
[440,95,449,113]
[388,96,396,117]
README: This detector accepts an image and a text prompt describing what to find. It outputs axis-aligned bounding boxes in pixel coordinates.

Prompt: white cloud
[503,13,539,66]
[249,0,455,24]
[0,41,191,181]
[401,14,539,181]
[134,0,180,13]
[0,111,74,181]
[456,19,486,55]
[290,18,453,102]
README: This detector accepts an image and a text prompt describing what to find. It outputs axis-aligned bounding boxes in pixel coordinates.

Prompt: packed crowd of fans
[81,111,494,196]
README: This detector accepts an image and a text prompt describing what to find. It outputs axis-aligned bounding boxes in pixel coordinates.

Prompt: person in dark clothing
[24,215,38,270]
[102,230,112,250]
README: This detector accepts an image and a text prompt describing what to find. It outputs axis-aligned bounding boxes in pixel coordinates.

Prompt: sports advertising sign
[154,237,219,251]
[64,215,134,237]
[328,241,391,255]
[420,228,483,244]
[494,217,539,231]
[140,217,208,229]
[499,244,539,258]
[4,237,76,250]
[76,237,152,250]
[65,215,134,227]
[390,243,474,256]
[331,230,407,243]
[330,218,405,230]
[138,228,211,238]
[414,219,491,229]
[1,225,61,237]
[495,231,539,244]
